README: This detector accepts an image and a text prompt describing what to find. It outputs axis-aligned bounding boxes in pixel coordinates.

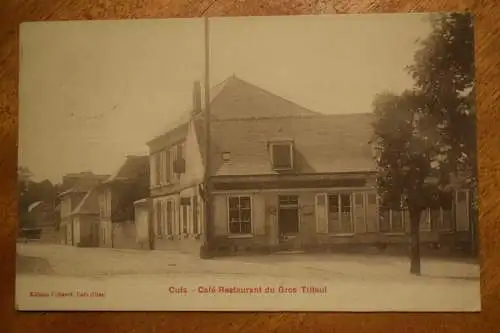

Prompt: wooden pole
[201,16,213,259]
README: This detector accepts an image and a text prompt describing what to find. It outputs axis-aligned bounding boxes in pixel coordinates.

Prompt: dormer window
[270,141,294,170]
[222,152,231,163]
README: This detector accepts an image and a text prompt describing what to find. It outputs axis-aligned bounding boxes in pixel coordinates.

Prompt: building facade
[146,76,476,256]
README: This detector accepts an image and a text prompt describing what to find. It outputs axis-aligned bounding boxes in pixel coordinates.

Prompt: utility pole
[200,16,213,259]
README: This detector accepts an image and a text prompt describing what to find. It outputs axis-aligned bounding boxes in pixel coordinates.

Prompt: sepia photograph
[16,13,479,312]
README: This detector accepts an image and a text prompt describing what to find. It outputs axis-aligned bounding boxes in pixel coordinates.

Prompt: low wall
[112,222,142,250]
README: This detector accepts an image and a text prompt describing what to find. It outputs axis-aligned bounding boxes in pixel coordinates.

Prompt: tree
[372,13,475,274]
[17,167,59,229]
[408,13,475,185]
[373,91,438,275]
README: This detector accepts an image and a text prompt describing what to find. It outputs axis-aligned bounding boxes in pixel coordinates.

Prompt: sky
[19,14,432,184]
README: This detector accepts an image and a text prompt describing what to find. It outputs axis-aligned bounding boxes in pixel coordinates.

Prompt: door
[92,223,100,246]
[278,195,299,235]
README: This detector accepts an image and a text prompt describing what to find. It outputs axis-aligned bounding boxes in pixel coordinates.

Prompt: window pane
[192,196,198,234]
[229,222,240,234]
[391,210,403,232]
[166,150,171,182]
[340,193,351,213]
[229,197,239,209]
[273,144,292,168]
[340,193,352,233]
[166,201,173,235]
[240,197,251,209]
[242,221,251,234]
[328,195,340,233]
[241,210,251,222]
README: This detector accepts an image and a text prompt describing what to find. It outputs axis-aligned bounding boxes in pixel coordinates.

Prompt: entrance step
[273,250,305,255]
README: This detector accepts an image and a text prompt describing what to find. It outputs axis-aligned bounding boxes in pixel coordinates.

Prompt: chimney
[192,81,202,115]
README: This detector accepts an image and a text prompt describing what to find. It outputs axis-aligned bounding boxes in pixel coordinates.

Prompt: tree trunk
[409,208,422,276]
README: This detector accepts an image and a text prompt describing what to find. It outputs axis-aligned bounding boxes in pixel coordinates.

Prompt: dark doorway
[278,195,299,235]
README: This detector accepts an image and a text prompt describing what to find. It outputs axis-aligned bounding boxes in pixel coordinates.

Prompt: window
[155,153,161,186]
[192,196,199,234]
[222,152,231,163]
[327,193,353,234]
[170,147,177,180]
[228,196,252,234]
[99,193,105,218]
[165,150,171,183]
[182,205,188,234]
[177,143,184,161]
[166,200,173,235]
[379,206,405,233]
[155,200,163,238]
[353,192,366,233]
[271,143,293,170]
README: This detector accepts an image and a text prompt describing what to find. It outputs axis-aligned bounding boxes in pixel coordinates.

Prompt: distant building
[97,155,149,249]
[145,76,476,256]
[59,172,109,246]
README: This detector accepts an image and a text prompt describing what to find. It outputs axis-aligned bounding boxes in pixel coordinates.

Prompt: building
[146,76,476,256]
[59,172,109,246]
[97,155,149,249]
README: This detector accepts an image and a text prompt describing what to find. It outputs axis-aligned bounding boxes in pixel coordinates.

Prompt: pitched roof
[208,113,376,176]
[59,173,110,196]
[147,76,319,146]
[209,76,319,120]
[71,189,99,215]
[105,155,149,183]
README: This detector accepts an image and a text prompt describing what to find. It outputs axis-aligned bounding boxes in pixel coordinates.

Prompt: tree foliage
[372,13,475,274]
[17,167,59,228]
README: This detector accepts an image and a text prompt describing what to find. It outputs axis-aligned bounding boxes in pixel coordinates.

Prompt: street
[16,242,481,311]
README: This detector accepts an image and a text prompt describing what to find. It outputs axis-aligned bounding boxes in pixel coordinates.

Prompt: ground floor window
[166,200,173,235]
[379,207,405,233]
[155,198,175,238]
[318,191,377,234]
[155,200,163,238]
[228,196,252,234]
[327,193,353,234]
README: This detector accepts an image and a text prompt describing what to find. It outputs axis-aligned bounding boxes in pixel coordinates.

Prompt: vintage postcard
[16,13,479,312]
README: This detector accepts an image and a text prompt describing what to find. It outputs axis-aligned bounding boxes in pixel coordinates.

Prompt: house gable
[179,118,205,187]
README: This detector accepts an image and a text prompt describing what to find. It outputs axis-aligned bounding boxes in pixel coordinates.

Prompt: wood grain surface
[1,0,499,332]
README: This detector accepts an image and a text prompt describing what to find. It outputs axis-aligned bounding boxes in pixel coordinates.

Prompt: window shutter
[365,192,378,232]
[253,195,266,235]
[353,192,366,233]
[315,193,328,234]
[213,195,228,235]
